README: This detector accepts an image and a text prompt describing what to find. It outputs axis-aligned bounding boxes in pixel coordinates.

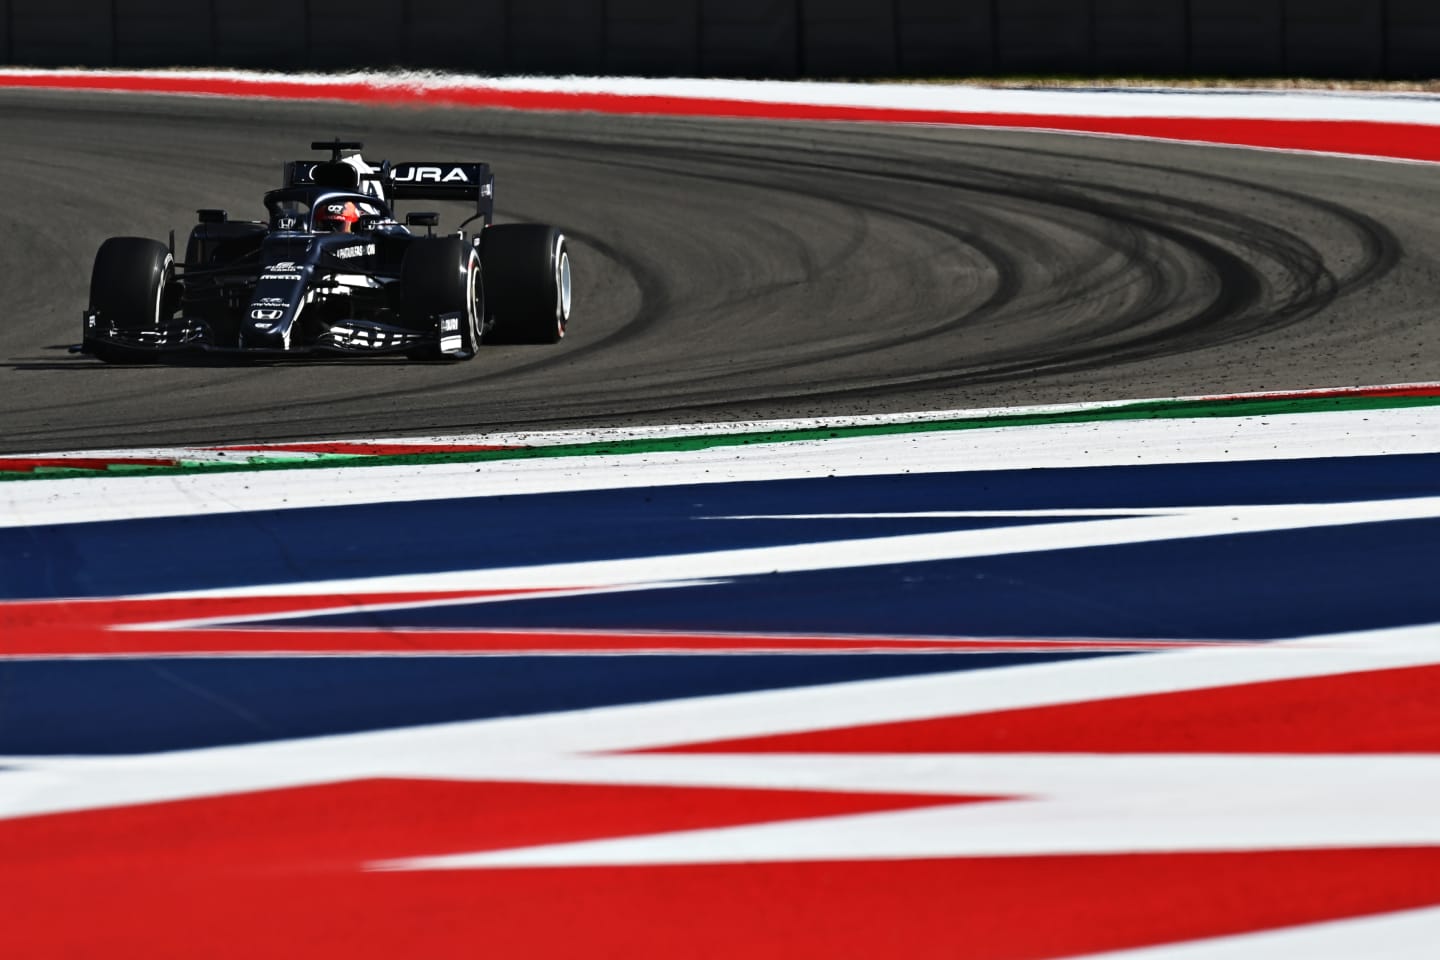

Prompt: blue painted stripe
[262,516,1440,642]
[4,454,1437,601]
[0,652,1118,755]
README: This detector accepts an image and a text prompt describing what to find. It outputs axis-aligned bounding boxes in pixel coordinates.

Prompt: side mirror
[406,211,440,237]
[197,208,228,224]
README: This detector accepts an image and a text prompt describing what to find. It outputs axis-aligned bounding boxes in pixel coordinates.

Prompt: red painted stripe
[210,442,523,455]
[0,595,1234,657]
[654,664,1440,754]
[3,777,1437,959]
[0,456,179,473]
[5,73,1440,162]
[1205,384,1440,402]
[2,777,984,868]
[0,593,555,628]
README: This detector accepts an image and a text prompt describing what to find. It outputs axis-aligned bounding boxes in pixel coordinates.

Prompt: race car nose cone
[243,320,288,349]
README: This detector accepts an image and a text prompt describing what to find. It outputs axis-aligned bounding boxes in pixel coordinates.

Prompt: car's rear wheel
[481,224,570,344]
[85,237,173,364]
[401,237,482,361]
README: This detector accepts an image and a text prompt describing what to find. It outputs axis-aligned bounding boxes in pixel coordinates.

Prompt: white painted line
[379,752,1440,867]
[1065,906,1440,960]
[14,381,1440,459]
[4,407,1439,529]
[117,580,715,631]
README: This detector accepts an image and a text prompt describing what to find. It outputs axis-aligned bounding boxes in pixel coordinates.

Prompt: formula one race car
[80,140,571,362]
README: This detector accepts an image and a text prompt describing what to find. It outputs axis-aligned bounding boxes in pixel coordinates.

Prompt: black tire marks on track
[0,92,1431,452]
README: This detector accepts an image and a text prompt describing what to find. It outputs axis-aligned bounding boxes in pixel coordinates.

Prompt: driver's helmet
[315,200,360,233]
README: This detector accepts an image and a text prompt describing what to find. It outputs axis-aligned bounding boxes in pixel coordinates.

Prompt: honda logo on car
[249,308,284,321]
[393,165,470,183]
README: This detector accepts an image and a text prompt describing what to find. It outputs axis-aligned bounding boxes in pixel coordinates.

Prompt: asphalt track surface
[3,89,1439,453]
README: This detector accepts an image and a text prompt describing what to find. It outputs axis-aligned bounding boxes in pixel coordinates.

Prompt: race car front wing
[76,311,463,358]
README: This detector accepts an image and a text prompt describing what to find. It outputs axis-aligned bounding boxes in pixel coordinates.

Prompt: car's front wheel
[401,237,482,361]
[85,237,173,364]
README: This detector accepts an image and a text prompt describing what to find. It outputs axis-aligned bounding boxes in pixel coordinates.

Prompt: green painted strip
[4,391,1439,482]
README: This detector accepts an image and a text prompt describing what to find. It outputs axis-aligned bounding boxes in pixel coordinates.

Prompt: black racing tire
[85,237,173,365]
[480,224,571,345]
[401,237,482,361]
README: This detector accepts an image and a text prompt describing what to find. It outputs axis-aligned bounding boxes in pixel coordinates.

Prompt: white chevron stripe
[2,622,1437,823]
[1065,906,1440,960]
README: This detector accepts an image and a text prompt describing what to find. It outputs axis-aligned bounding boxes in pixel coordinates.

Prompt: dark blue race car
[81,140,572,363]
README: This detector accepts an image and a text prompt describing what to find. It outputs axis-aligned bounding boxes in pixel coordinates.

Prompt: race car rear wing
[388,163,495,227]
[284,158,389,198]
[282,153,496,228]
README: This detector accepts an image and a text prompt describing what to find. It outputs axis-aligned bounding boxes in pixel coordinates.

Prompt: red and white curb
[6,68,1440,162]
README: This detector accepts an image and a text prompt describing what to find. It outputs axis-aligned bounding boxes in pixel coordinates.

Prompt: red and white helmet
[315,200,360,233]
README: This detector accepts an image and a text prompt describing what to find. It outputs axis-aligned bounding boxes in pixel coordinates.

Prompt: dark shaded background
[0,0,1433,80]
